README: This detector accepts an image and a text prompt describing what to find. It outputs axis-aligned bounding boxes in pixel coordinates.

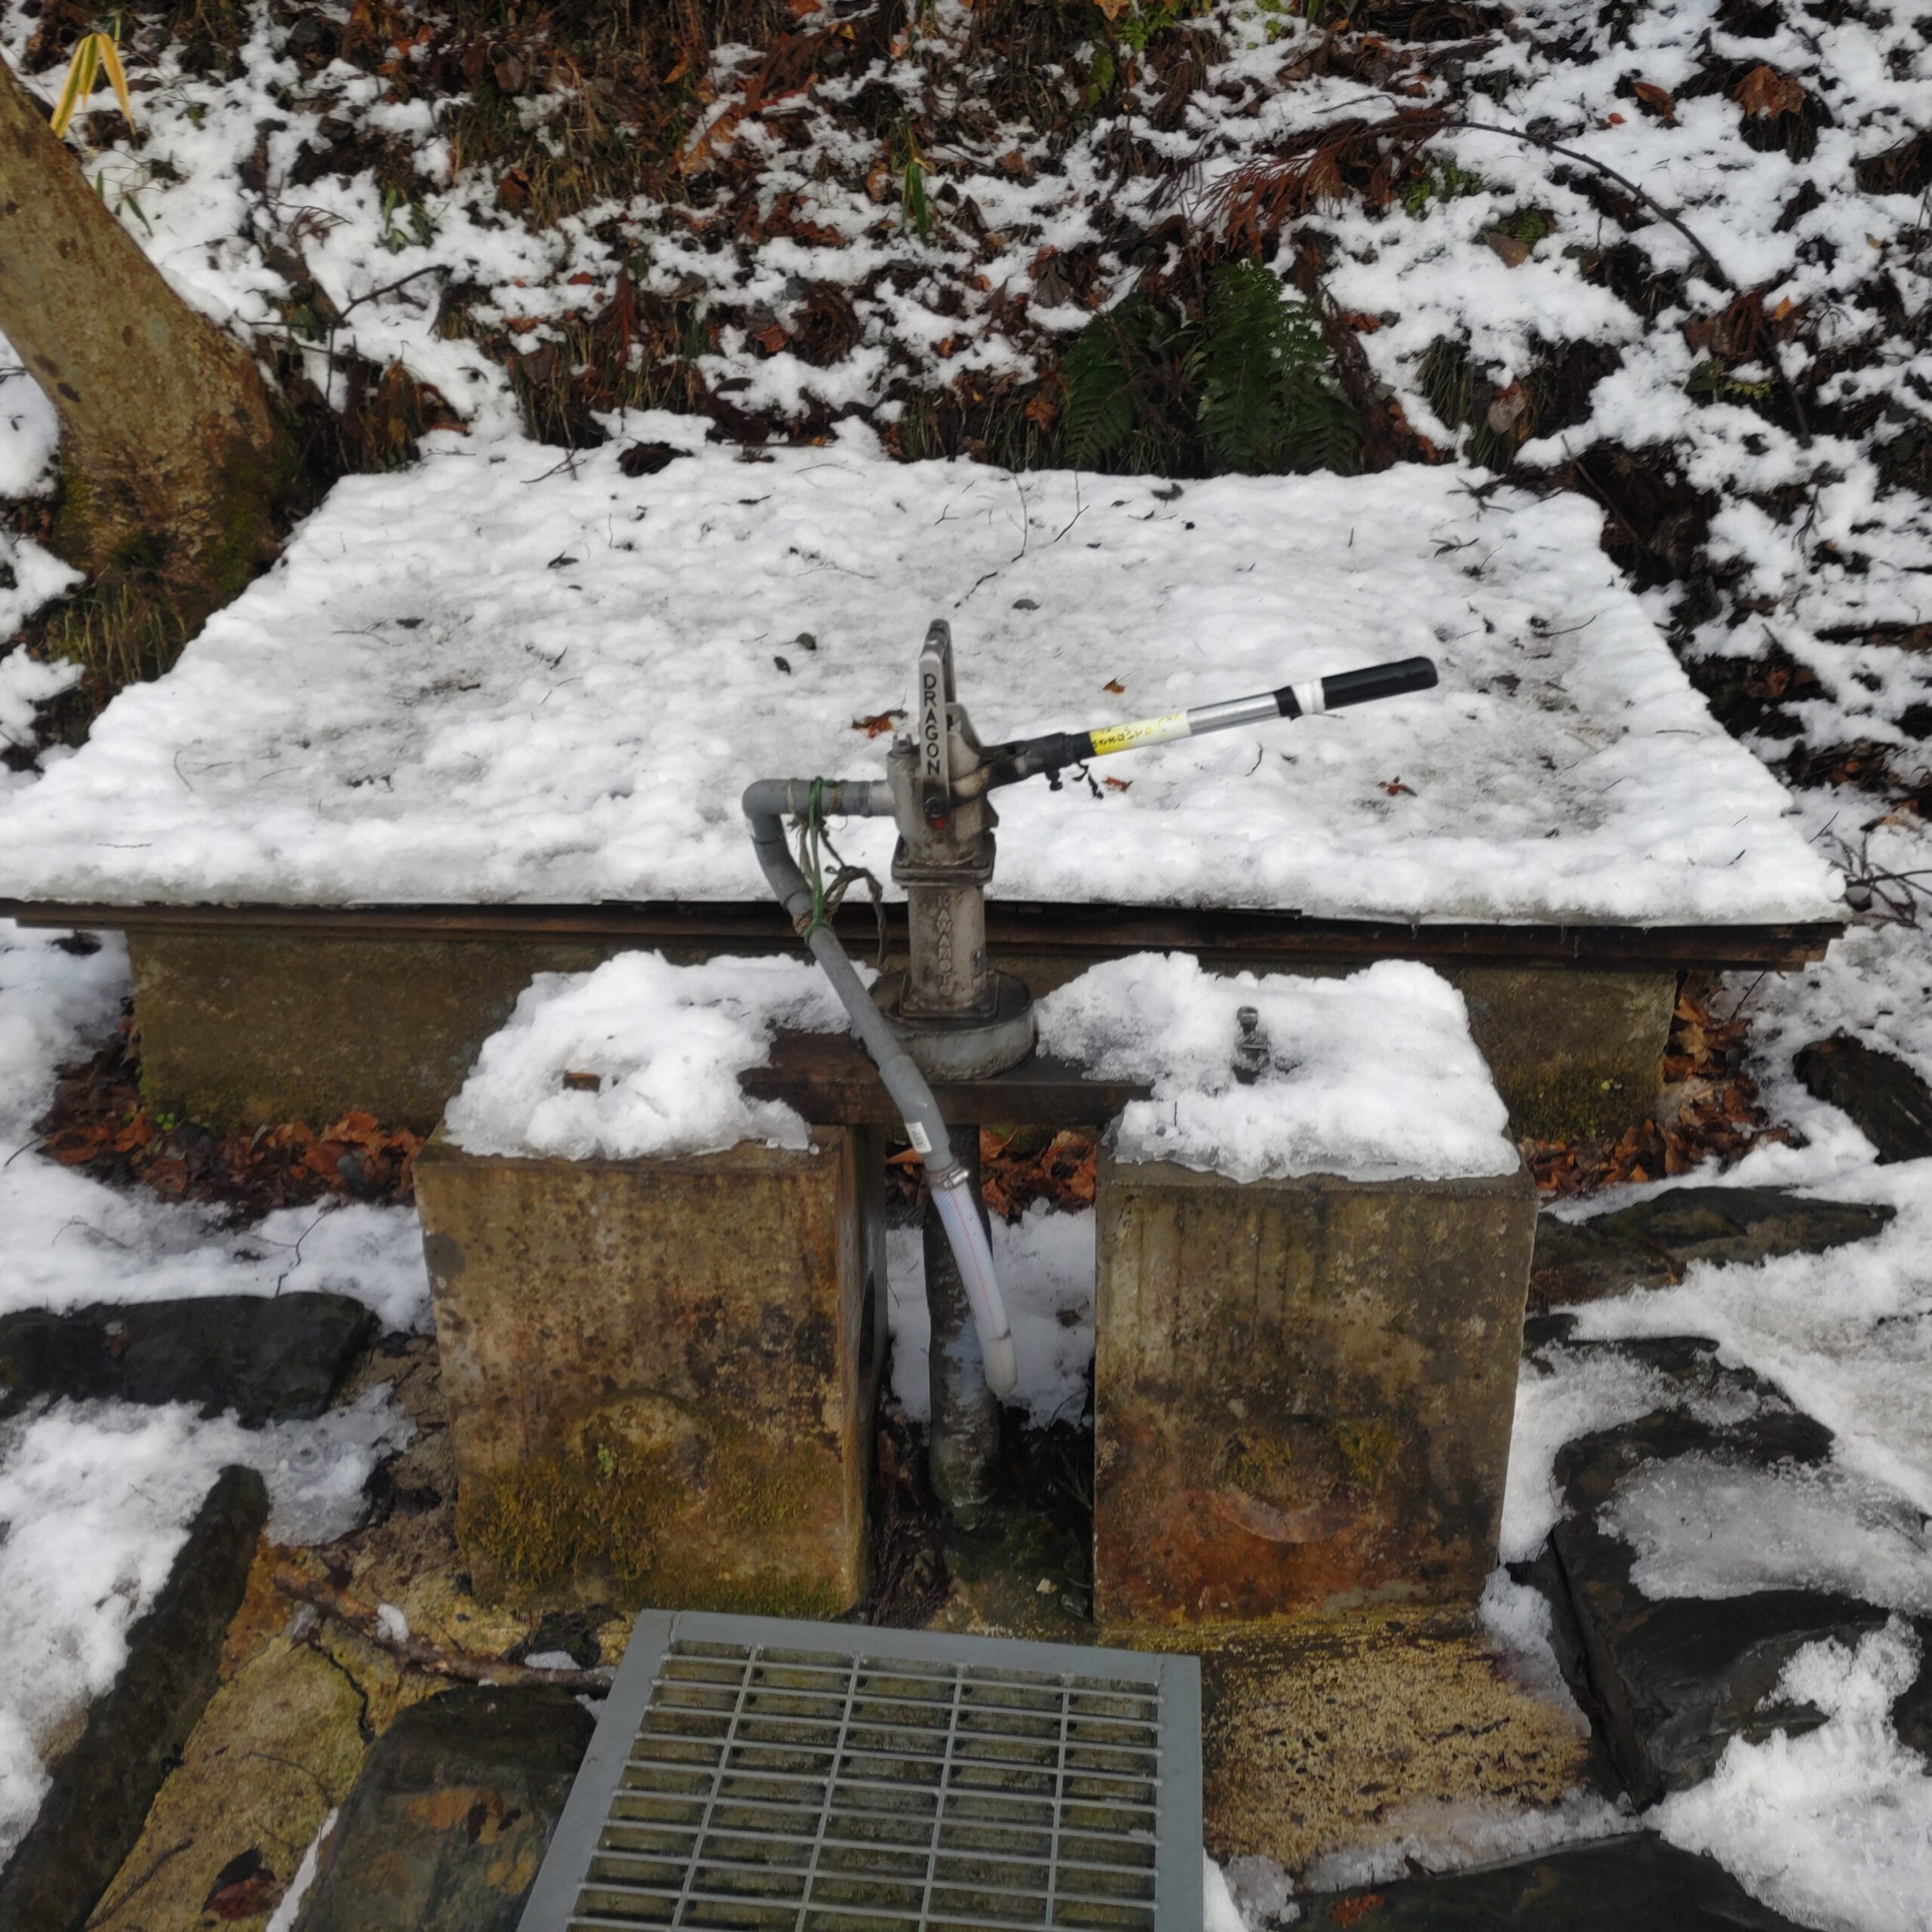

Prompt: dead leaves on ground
[35,1014,422,1216]
[1525,974,1788,1198]
[888,1127,1096,1221]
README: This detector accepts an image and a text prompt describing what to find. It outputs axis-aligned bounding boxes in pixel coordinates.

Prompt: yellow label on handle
[1089,710,1191,757]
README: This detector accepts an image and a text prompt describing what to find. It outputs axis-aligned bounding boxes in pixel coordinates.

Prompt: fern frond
[1198,261,1360,475]
[1058,313,1135,469]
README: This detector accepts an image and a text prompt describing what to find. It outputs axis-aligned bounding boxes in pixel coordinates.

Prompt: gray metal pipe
[742,780,1018,1396]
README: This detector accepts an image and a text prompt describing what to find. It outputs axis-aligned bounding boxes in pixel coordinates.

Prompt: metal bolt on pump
[743,625,1437,1517]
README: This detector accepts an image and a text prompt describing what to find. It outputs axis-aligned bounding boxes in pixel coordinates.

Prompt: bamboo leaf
[96,34,137,131]
[50,36,100,138]
[50,31,136,140]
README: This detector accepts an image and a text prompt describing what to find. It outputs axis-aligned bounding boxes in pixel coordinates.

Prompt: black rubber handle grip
[1318,657,1438,710]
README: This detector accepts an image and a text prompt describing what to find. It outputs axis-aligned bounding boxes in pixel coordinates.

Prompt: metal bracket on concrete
[516,1610,1203,1931]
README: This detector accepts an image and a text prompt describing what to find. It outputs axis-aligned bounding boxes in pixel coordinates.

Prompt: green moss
[464,1420,845,1617]
[1509,1061,1654,1143]
[1334,1418,1402,1489]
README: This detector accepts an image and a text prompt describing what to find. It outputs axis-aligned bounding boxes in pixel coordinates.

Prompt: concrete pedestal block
[414,1127,884,1616]
[1094,1150,1536,1629]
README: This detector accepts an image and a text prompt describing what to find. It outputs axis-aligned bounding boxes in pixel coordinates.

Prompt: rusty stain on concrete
[1094,1154,1537,1628]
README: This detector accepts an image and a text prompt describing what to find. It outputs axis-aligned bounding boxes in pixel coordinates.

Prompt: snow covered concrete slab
[0,424,1838,925]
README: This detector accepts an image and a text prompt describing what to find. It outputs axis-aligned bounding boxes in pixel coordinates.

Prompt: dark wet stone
[1531,1185,1894,1309]
[1794,1034,1932,1163]
[0,1466,267,1932]
[1297,1832,1807,1929]
[0,1291,374,1426]
[1526,1349,1932,1805]
[294,1684,594,1932]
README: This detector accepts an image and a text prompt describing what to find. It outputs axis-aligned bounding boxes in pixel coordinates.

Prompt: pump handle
[984,653,1438,789]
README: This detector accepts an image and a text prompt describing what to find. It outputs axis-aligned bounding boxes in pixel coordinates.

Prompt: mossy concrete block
[1094,1151,1536,1629]
[130,932,619,1132]
[414,1127,885,1616]
[1447,964,1674,1143]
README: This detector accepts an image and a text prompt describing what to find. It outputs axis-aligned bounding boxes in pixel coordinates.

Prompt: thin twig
[1442,116,1737,291]
[333,263,450,321]
[275,1567,614,1694]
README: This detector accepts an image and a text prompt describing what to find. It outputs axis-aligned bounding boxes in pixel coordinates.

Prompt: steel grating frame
[515,1608,1203,1932]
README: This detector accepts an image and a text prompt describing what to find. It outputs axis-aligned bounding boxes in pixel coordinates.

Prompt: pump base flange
[875,971,1036,1082]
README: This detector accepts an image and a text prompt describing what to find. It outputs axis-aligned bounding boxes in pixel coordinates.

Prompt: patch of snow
[0,334,57,501]
[1500,1341,1772,1564]
[1207,1852,1272,1929]
[0,919,432,1334]
[1567,1167,1932,1523]
[263,1807,337,1932]
[1478,1570,1589,1728]
[1604,1454,1932,1614]
[0,435,1838,927]
[887,1203,1094,1429]
[0,1389,409,1866]
[1040,955,1517,1185]
[1654,1620,1932,1932]
[442,950,855,1161]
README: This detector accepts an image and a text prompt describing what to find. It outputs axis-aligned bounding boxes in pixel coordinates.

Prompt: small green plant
[891,127,934,238]
[1498,206,1556,247]
[1059,317,1138,467]
[377,185,435,254]
[1687,358,1776,402]
[1195,260,1359,474]
[1054,263,1360,476]
[1401,159,1489,216]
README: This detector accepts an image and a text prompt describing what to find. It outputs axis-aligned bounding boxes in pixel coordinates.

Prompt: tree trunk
[0,55,285,620]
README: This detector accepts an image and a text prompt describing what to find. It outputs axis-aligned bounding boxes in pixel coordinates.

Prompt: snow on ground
[0,429,1836,924]
[0,1389,409,1863]
[1657,1621,1932,1932]
[888,1202,1095,1430]
[1038,954,1517,1183]
[0,921,429,1331]
[0,916,429,1860]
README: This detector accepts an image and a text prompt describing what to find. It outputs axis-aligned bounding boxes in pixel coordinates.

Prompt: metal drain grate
[517,1610,1201,1931]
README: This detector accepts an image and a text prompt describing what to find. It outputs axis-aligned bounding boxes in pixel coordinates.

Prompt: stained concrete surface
[415,1126,885,1613]
[1195,1607,1601,1874]
[1095,1155,1536,1626]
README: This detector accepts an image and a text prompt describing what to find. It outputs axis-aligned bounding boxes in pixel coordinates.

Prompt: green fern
[1058,314,1136,468]
[1195,261,1358,475]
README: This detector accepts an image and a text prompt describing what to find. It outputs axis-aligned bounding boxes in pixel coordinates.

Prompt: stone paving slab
[0,1292,374,1425]
[1294,1832,1807,1930]
[291,1685,593,1932]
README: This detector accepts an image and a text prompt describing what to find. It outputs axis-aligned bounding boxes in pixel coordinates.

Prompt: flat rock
[1793,1033,1932,1162]
[1531,1186,1894,1309]
[293,1684,594,1932]
[83,1635,366,1932]
[1297,1832,1806,1929]
[0,1291,374,1426]
[0,1465,267,1932]
[1531,1342,1929,1805]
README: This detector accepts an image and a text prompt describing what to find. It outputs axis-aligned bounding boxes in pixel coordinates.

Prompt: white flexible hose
[931,1177,1019,1398]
